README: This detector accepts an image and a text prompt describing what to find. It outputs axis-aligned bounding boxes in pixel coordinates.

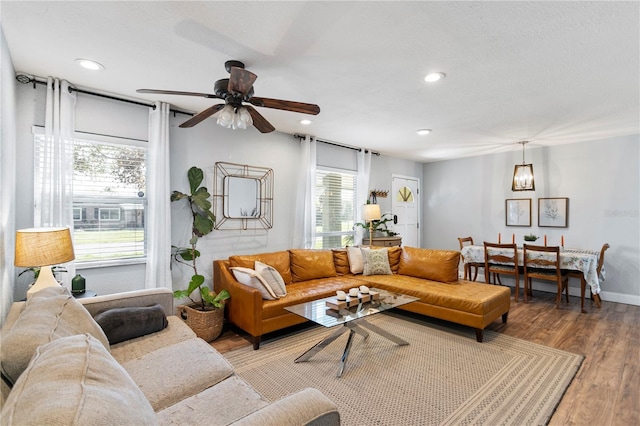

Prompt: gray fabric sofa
[0,287,340,425]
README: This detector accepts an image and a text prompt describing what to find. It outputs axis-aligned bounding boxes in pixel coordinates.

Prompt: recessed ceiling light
[299,119,313,125]
[424,72,445,83]
[75,59,104,71]
[417,129,432,136]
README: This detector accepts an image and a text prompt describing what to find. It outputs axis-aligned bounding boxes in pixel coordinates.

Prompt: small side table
[72,290,97,299]
[370,236,402,247]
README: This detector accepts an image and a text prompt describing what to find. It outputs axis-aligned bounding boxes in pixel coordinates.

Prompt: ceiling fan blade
[136,88,220,99]
[249,97,320,115]
[179,104,225,128]
[228,67,258,97]
[245,105,275,133]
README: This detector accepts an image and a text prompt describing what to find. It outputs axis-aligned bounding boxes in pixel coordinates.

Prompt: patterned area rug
[225,312,583,426]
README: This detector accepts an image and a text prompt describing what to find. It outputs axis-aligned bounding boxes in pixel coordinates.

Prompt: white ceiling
[2,1,639,162]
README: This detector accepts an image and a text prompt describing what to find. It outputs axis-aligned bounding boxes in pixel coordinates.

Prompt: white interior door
[391,175,420,247]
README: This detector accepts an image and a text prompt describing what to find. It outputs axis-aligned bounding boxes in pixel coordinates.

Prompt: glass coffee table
[285,288,418,377]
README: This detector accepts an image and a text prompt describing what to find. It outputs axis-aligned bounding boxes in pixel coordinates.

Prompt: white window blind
[34,131,147,265]
[314,168,357,249]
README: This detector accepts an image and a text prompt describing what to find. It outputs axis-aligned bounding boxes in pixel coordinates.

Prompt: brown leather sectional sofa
[213,246,511,349]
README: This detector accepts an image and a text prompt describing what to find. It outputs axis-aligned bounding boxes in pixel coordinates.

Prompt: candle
[544,235,547,246]
[512,233,515,244]
[561,235,564,247]
[498,233,501,243]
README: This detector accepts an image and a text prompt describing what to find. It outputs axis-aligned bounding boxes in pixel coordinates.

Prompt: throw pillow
[0,286,110,385]
[254,261,287,297]
[229,267,278,300]
[94,304,168,345]
[347,246,366,274]
[1,334,156,425]
[229,250,292,284]
[362,247,393,276]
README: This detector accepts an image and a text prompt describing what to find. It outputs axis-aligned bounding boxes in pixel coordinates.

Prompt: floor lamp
[15,227,75,298]
[362,204,381,246]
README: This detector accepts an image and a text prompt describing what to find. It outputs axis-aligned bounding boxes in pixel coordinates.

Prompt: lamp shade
[15,227,75,267]
[362,204,381,222]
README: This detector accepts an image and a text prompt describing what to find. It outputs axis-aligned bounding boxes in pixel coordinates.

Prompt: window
[34,131,147,265]
[314,168,357,249]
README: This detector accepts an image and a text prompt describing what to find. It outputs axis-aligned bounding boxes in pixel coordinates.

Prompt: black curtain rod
[15,74,193,117]
[293,133,380,156]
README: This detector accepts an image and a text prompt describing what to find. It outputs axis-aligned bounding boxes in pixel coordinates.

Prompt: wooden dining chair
[523,244,569,309]
[483,242,520,300]
[567,243,609,313]
[458,237,484,281]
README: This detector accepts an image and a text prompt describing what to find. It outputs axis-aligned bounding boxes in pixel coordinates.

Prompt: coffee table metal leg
[337,330,356,377]
[346,322,370,339]
[294,325,350,363]
[357,319,409,346]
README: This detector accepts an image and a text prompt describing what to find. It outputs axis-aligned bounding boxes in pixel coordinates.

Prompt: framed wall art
[538,197,568,228]
[505,198,532,227]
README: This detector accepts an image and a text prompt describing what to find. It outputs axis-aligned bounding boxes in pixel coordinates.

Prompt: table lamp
[15,227,75,298]
[362,204,381,246]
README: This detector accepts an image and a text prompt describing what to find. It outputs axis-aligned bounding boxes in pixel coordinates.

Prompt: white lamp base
[26,266,60,298]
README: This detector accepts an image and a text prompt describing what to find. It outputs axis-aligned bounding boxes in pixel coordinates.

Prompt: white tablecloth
[460,245,603,294]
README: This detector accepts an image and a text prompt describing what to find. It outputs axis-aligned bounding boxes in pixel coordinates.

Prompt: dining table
[460,245,604,307]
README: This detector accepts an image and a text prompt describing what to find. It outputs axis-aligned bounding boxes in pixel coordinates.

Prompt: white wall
[1,28,17,321]
[422,136,640,305]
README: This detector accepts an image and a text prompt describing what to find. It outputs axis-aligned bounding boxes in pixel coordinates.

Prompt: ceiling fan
[137,60,320,133]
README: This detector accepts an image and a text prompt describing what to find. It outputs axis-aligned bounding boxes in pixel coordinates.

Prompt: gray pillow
[94,304,168,345]
[1,334,157,425]
[0,286,110,385]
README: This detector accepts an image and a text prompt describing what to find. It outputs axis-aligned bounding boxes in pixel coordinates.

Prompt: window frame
[314,166,358,249]
[32,126,148,268]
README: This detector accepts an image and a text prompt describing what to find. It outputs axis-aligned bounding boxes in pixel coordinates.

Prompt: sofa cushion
[289,249,337,282]
[0,286,110,385]
[230,266,278,300]
[387,246,402,273]
[332,249,351,275]
[156,375,269,425]
[254,261,287,296]
[362,247,393,275]
[398,247,460,283]
[109,316,196,364]
[94,304,168,345]
[1,334,156,425]
[123,338,234,411]
[229,250,292,284]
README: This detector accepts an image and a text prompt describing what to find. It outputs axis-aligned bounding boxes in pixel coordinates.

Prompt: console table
[370,236,402,247]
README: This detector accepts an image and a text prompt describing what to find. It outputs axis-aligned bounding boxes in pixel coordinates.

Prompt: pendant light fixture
[512,141,535,191]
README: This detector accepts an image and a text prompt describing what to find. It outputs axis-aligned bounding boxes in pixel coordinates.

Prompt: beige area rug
[225,312,583,426]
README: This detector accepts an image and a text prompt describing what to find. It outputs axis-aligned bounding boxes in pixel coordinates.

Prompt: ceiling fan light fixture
[235,106,253,130]
[75,58,104,71]
[299,119,313,125]
[216,104,235,128]
[424,72,445,83]
[417,129,432,136]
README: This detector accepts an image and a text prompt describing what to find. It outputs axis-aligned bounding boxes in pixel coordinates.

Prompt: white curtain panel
[34,77,76,287]
[292,135,317,248]
[145,102,172,289]
[354,150,372,246]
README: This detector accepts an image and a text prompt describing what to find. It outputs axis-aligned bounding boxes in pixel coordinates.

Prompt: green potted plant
[523,233,539,242]
[354,212,398,238]
[171,166,230,342]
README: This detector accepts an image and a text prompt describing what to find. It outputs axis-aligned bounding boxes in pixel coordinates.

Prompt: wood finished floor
[211,290,640,426]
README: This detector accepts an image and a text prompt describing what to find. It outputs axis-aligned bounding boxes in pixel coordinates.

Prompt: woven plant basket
[178,303,225,342]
